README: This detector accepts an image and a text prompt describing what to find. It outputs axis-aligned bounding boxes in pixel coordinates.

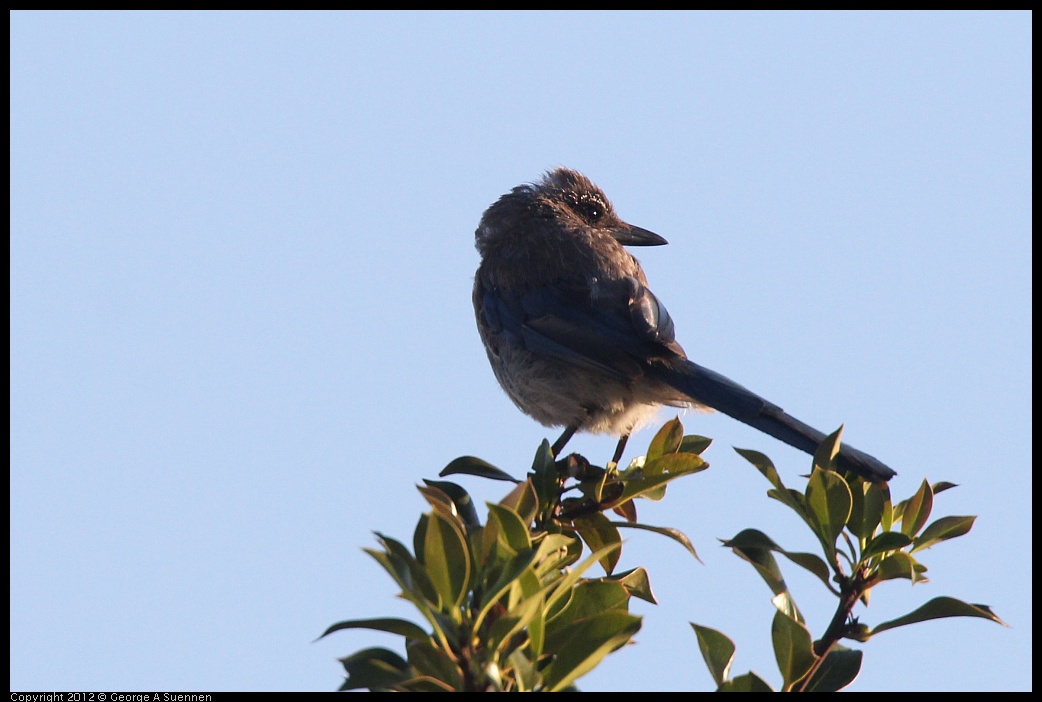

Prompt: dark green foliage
[323,420,1003,691]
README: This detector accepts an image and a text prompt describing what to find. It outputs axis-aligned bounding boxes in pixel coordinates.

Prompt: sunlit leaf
[680,434,713,455]
[417,484,459,522]
[900,479,934,537]
[874,549,916,582]
[771,609,817,691]
[439,455,520,483]
[691,623,735,686]
[805,468,852,551]
[861,531,913,561]
[405,638,463,690]
[812,425,844,473]
[473,548,538,633]
[396,675,456,692]
[542,542,624,613]
[613,497,638,523]
[499,478,539,526]
[607,567,657,604]
[545,580,630,638]
[423,511,472,614]
[779,550,833,591]
[647,416,684,459]
[488,590,546,658]
[338,647,410,691]
[718,671,774,691]
[870,597,1008,635]
[531,440,559,508]
[422,480,481,527]
[615,521,701,563]
[723,530,794,613]
[541,610,642,691]
[771,591,803,627]
[599,457,705,508]
[486,502,533,553]
[573,512,622,574]
[370,534,441,613]
[639,452,708,500]
[801,645,862,692]
[320,617,429,642]
[911,515,976,552]
[848,479,886,542]
[735,447,785,492]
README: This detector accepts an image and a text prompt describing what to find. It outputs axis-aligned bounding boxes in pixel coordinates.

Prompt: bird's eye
[570,196,606,223]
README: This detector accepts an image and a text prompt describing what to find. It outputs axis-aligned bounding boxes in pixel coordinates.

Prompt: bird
[472,167,896,482]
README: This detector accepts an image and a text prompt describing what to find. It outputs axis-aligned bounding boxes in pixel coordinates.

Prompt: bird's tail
[654,359,896,482]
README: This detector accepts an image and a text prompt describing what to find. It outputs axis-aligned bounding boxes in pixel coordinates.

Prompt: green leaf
[532,532,584,577]
[812,425,844,473]
[900,479,934,537]
[870,596,1008,635]
[499,478,539,526]
[507,648,542,691]
[778,550,834,592]
[396,676,457,692]
[423,510,472,614]
[545,580,630,637]
[801,645,862,692]
[874,549,917,582]
[405,638,464,690]
[722,529,825,599]
[735,447,785,492]
[600,456,705,508]
[718,671,774,691]
[417,484,459,521]
[614,520,701,563]
[439,455,520,483]
[848,479,887,542]
[488,589,547,659]
[691,623,735,686]
[486,502,533,554]
[805,468,852,551]
[421,479,481,527]
[722,530,788,598]
[573,512,622,574]
[639,452,708,500]
[338,647,411,691]
[368,534,442,614]
[542,541,624,613]
[541,610,643,691]
[320,617,429,642]
[473,548,538,633]
[606,566,657,604]
[531,440,559,508]
[771,592,803,630]
[738,449,816,529]
[647,416,684,458]
[679,434,713,455]
[771,609,817,691]
[861,531,913,561]
[911,515,976,552]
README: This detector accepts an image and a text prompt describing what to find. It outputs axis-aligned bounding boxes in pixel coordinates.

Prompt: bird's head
[475,168,667,259]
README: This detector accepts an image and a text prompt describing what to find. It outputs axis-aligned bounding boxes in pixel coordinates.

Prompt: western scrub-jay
[472,168,895,482]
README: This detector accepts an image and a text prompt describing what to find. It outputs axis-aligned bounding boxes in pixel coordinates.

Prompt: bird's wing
[481,275,774,416]
[478,274,896,481]
[478,275,683,378]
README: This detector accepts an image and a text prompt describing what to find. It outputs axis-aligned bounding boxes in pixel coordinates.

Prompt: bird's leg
[551,424,579,457]
[609,433,631,467]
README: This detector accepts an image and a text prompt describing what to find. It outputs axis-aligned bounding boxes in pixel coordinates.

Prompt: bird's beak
[612,225,668,247]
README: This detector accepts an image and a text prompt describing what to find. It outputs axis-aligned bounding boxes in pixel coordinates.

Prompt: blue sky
[11,11,1030,692]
